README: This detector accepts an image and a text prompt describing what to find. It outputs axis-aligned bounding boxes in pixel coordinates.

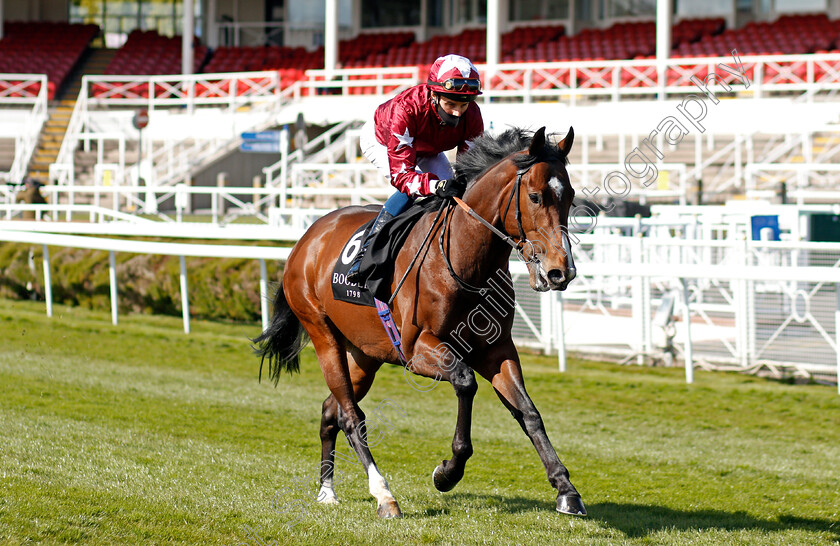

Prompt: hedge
[0,241,286,322]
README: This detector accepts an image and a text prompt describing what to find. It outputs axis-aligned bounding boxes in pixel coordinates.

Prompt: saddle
[331,197,441,306]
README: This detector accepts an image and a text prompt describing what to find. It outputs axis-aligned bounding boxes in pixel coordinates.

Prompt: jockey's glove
[433,178,466,198]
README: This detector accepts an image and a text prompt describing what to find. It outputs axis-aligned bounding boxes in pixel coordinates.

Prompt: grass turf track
[0,299,838,545]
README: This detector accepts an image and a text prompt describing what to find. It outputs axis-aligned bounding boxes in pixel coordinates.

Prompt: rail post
[42,244,52,317]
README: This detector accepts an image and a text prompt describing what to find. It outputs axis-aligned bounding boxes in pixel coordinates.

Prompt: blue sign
[751,215,780,241]
[240,141,281,153]
[241,131,281,142]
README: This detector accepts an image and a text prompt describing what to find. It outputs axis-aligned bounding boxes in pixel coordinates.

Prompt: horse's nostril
[547,269,566,284]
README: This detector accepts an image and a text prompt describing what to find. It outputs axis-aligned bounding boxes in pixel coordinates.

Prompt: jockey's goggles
[428,77,481,93]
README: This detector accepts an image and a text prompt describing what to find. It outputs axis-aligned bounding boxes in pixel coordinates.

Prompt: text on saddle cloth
[332,221,376,307]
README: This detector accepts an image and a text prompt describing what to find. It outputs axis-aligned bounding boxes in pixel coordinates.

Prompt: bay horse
[254,126,585,519]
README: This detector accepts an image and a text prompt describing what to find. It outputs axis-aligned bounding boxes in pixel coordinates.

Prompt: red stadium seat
[0,21,98,99]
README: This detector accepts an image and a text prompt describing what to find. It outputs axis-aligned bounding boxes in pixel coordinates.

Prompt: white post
[109,251,118,325]
[835,285,840,395]
[324,0,339,78]
[42,244,52,317]
[540,290,552,354]
[182,0,195,75]
[556,291,566,372]
[279,129,289,209]
[632,235,645,363]
[260,259,269,332]
[418,0,428,42]
[0,0,4,41]
[206,0,218,49]
[681,277,693,384]
[180,256,190,334]
[486,0,501,78]
[656,0,672,100]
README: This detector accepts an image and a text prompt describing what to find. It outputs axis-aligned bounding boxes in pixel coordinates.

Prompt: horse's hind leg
[317,394,341,504]
[316,350,382,506]
[305,318,401,518]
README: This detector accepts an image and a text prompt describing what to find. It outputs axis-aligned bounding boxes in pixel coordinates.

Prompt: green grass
[0,299,838,545]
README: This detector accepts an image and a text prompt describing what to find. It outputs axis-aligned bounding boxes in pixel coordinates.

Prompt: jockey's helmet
[427,54,482,102]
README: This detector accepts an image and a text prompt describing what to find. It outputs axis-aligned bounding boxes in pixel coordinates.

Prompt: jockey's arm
[387,107,437,197]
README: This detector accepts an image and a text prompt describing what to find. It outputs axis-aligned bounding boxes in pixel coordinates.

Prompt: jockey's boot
[346,208,395,284]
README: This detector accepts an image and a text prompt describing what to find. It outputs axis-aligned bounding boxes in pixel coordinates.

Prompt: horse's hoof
[376,499,403,519]
[432,464,456,492]
[556,494,587,516]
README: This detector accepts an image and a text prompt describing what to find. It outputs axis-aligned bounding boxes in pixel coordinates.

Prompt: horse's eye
[529,193,541,204]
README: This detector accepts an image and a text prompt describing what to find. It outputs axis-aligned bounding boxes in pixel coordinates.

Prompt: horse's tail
[251,282,310,384]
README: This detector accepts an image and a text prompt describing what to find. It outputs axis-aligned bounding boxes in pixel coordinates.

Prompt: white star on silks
[406,175,422,196]
[391,162,409,182]
[393,127,414,151]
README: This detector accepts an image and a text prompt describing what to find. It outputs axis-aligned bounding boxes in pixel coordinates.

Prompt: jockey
[347,53,484,283]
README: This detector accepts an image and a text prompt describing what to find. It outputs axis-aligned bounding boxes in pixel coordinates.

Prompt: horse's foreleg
[476,344,586,516]
[407,332,478,492]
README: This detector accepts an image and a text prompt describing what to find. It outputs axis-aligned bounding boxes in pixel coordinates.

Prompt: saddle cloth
[331,220,376,307]
[330,197,442,306]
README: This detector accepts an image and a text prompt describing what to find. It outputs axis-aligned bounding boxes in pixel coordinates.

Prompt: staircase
[27,48,116,181]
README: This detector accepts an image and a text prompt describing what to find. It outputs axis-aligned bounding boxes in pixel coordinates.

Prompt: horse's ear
[529,126,546,155]
[558,126,574,156]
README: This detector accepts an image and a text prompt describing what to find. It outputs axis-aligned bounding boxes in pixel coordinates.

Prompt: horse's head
[503,126,576,292]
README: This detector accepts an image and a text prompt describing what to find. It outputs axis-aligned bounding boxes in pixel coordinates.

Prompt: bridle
[441,164,546,294]
[387,162,566,304]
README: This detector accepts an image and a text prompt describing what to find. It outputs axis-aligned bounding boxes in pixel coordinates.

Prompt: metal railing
[0,74,49,184]
[0,229,290,334]
[0,226,837,391]
[477,52,840,104]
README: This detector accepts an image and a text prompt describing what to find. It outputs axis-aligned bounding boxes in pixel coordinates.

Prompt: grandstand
[2,3,840,208]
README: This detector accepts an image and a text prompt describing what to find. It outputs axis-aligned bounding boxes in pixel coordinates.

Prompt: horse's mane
[453,127,569,187]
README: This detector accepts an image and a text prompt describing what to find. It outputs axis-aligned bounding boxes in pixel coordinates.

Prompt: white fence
[478,52,840,104]
[510,235,840,391]
[0,226,837,392]
[0,229,290,334]
[0,74,49,184]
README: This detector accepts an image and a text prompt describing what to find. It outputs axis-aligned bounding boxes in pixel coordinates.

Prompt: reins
[387,165,541,304]
[386,199,449,306]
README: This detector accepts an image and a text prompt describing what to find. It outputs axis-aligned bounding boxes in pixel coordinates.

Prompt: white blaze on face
[548,176,563,199]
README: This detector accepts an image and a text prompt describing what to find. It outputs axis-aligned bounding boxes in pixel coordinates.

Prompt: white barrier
[0,229,290,334]
[1,227,838,392]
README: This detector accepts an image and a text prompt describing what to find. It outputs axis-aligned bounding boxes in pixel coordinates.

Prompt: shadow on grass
[411,495,837,540]
[589,502,839,540]
[412,492,548,518]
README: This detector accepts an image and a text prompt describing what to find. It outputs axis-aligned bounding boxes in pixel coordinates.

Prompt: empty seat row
[0,21,98,99]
